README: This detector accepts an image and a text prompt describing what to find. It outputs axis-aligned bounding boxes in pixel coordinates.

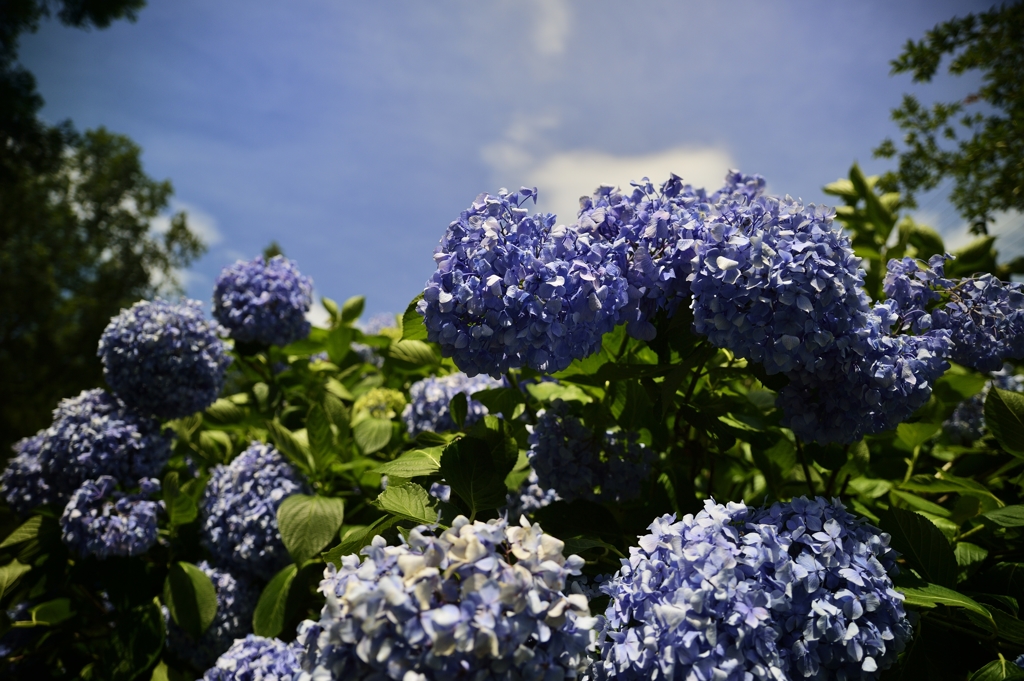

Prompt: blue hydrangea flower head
[943,365,1024,443]
[213,255,314,347]
[595,497,910,681]
[98,299,230,419]
[201,442,309,581]
[528,399,652,503]
[24,389,172,503]
[504,469,560,519]
[749,497,912,680]
[165,561,259,672]
[691,194,872,377]
[420,188,630,377]
[201,635,302,681]
[59,476,163,559]
[297,515,596,681]
[883,255,1024,372]
[1,433,58,515]
[779,307,952,444]
[574,171,766,340]
[402,372,504,436]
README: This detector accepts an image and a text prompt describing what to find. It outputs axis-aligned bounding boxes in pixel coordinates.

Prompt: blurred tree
[0,1,206,451]
[874,2,1024,234]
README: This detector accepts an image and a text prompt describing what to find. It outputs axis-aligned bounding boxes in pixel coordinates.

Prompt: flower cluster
[528,400,651,503]
[202,635,302,681]
[504,470,560,519]
[59,476,162,559]
[691,195,870,376]
[213,255,314,347]
[1,434,58,516]
[98,299,230,419]
[594,497,911,681]
[402,372,504,436]
[1,390,172,511]
[778,309,952,444]
[883,255,1024,372]
[419,188,630,377]
[944,365,1024,443]
[165,561,258,672]
[297,515,595,681]
[201,442,308,581]
[352,388,406,420]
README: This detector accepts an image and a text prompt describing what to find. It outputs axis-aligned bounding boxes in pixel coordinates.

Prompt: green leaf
[902,473,1004,508]
[388,340,438,366]
[205,398,245,423]
[969,658,1024,681]
[323,515,403,566]
[0,559,31,599]
[253,564,298,638]
[323,393,351,438]
[326,325,353,364]
[373,483,439,524]
[29,598,75,626]
[163,561,218,639]
[163,472,198,526]
[562,535,624,559]
[986,388,1024,456]
[353,417,392,454]
[896,422,941,450]
[0,516,42,548]
[984,505,1024,527]
[267,420,314,473]
[472,387,524,419]
[440,435,518,516]
[900,583,994,622]
[956,542,989,581]
[341,295,365,324]
[277,494,345,563]
[401,294,427,341]
[306,404,336,471]
[879,506,958,588]
[373,447,444,478]
[890,490,951,518]
[526,382,592,404]
[449,393,468,428]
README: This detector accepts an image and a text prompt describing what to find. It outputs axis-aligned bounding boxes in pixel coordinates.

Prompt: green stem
[795,440,815,496]
[902,446,920,486]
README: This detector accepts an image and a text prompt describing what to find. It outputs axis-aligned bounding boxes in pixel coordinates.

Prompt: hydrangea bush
[2,167,1024,681]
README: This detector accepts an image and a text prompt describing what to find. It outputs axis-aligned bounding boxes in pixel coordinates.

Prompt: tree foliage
[0,1,205,451]
[874,2,1024,234]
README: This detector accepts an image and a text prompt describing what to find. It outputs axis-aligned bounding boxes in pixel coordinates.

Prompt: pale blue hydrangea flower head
[419,188,630,377]
[98,299,230,419]
[504,470,560,519]
[883,255,1024,372]
[59,476,162,559]
[595,497,910,681]
[297,515,597,681]
[943,365,1024,443]
[201,442,309,581]
[201,635,302,681]
[690,194,872,377]
[165,561,259,672]
[528,399,652,504]
[778,306,952,444]
[402,372,504,436]
[213,255,314,347]
[19,389,172,503]
[1,433,58,515]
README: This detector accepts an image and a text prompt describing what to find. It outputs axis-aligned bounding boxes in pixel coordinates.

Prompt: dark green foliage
[874,2,1024,234]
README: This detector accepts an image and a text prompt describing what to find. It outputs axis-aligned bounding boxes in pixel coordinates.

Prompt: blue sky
[22,0,1010,321]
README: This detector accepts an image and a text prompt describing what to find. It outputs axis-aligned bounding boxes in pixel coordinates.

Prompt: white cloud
[151,199,223,248]
[506,147,737,223]
[531,0,570,56]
